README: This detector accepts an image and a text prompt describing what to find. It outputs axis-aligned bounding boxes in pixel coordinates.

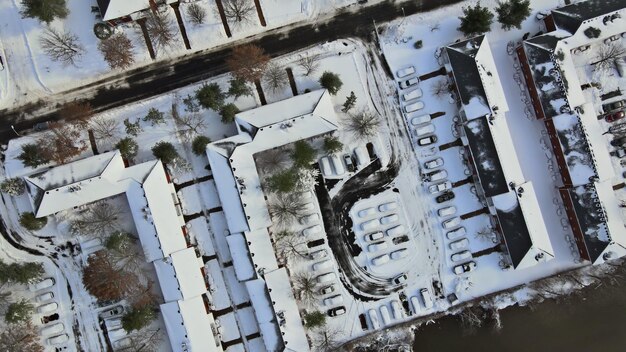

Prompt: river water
[413,284,626,352]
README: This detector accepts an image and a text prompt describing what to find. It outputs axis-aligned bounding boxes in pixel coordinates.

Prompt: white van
[368,309,381,329]
[41,323,64,336]
[386,225,406,237]
[379,305,392,325]
[319,157,333,177]
[330,154,346,175]
[316,272,337,284]
[323,294,344,306]
[402,88,422,101]
[420,288,434,309]
[312,260,333,271]
[410,114,431,126]
[404,101,425,113]
[415,124,435,137]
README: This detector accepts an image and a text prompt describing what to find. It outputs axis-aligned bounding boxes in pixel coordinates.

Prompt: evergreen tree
[228,78,253,99]
[142,108,165,126]
[122,306,156,332]
[5,300,33,323]
[123,119,142,137]
[458,2,494,36]
[151,142,179,164]
[20,0,68,24]
[496,0,531,30]
[319,71,343,95]
[191,136,211,155]
[18,144,48,168]
[19,212,47,231]
[220,103,240,123]
[304,310,326,328]
[195,83,225,110]
[341,91,357,113]
[266,169,297,194]
[323,136,343,154]
[291,141,316,168]
[182,95,200,113]
[0,178,25,196]
[115,137,139,160]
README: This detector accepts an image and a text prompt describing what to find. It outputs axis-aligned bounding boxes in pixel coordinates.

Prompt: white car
[446,227,467,240]
[379,214,399,225]
[29,278,55,292]
[429,181,452,194]
[390,248,409,260]
[380,305,392,325]
[360,219,379,231]
[410,296,421,314]
[378,202,398,212]
[396,66,416,78]
[302,203,315,212]
[41,323,64,336]
[414,124,435,137]
[319,156,333,177]
[323,294,344,306]
[453,261,477,275]
[420,288,434,309]
[312,260,333,271]
[358,207,377,218]
[410,114,431,126]
[47,334,69,345]
[442,217,461,229]
[300,191,313,200]
[309,249,327,260]
[391,300,404,319]
[330,154,346,175]
[316,272,337,284]
[418,135,437,146]
[319,284,335,295]
[451,250,472,262]
[424,157,443,170]
[368,309,381,329]
[399,76,419,89]
[437,206,456,217]
[298,213,319,225]
[367,241,388,252]
[371,254,391,266]
[392,273,408,285]
[36,291,54,303]
[386,225,406,237]
[37,302,58,314]
[449,238,469,251]
[302,225,322,236]
[365,231,385,242]
[404,101,425,113]
[402,88,422,101]
[424,170,447,183]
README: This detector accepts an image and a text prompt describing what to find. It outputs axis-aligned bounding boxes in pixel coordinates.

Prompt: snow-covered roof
[264,268,309,351]
[594,180,626,263]
[245,279,282,352]
[154,247,207,302]
[161,296,221,352]
[97,0,177,21]
[207,90,338,234]
[551,0,626,35]
[446,35,509,120]
[246,228,279,274]
[492,182,554,269]
[226,234,256,281]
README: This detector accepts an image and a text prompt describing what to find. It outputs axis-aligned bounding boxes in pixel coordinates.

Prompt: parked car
[396,66,416,79]
[386,225,406,237]
[404,101,425,113]
[449,238,469,251]
[390,248,409,260]
[442,217,461,229]
[343,154,355,172]
[358,207,377,218]
[307,239,325,248]
[113,338,131,350]
[391,300,404,319]
[611,136,626,147]
[380,305,392,325]
[402,88,422,101]
[41,323,64,336]
[606,110,625,122]
[437,206,456,218]
[360,219,379,231]
[603,100,625,113]
[309,249,328,260]
[418,135,438,146]
[378,202,398,212]
[330,154,346,175]
[37,302,58,314]
[436,191,455,203]
[33,121,51,132]
[299,213,319,225]
[368,309,381,329]
[354,146,370,168]
[367,241,388,252]
[312,260,333,271]
[99,305,124,319]
[47,334,69,345]
[447,293,460,305]
[379,214,399,225]
[302,225,322,236]
[29,278,55,292]
[392,235,409,245]
[392,273,408,285]
[429,181,452,194]
[365,231,385,242]
[371,254,391,266]
[316,272,337,284]
[451,250,472,262]
[414,124,435,137]
[453,261,477,275]
[410,296,421,314]
[424,157,443,170]
[399,77,419,89]
[36,291,54,303]
[328,306,347,317]
[424,170,447,183]
[319,285,335,295]
[446,227,467,240]
[319,156,333,176]
[420,288,433,309]
[323,294,344,306]
[410,114,431,126]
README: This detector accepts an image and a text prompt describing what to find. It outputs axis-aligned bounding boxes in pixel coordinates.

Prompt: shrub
[115,137,138,160]
[195,83,225,110]
[291,141,316,168]
[151,141,179,164]
[319,71,343,95]
[19,212,47,231]
[413,40,423,49]
[0,178,26,196]
[220,103,240,123]
[192,136,211,155]
[18,144,48,168]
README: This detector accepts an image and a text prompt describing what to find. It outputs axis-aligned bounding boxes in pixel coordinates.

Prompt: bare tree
[431,78,451,99]
[273,230,308,261]
[343,109,382,141]
[263,63,288,93]
[71,202,121,239]
[126,280,158,309]
[312,326,342,352]
[227,44,270,82]
[186,3,207,25]
[119,328,163,352]
[90,116,120,144]
[591,43,626,73]
[145,9,177,53]
[255,148,289,173]
[292,272,317,306]
[105,232,145,276]
[60,101,94,127]
[458,306,486,335]
[298,54,321,76]
[98,32,135,70]
[40,27,84,66]
[0,322,43,352]
[38,122,87,164]
[173,109,207,142]
[269,194,306,228]
[223,0,256,24]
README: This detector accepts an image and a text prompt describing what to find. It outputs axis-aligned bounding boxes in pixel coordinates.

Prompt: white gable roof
[154,247,207,302]
[161,296,221,352]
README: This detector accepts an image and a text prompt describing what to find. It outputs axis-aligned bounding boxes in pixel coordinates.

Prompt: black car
[436,191,455,203]
[328,306,346,317]
[611,136,626,147]
[603,100,625,113]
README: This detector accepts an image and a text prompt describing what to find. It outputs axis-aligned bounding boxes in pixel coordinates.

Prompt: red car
[605,110,625,122]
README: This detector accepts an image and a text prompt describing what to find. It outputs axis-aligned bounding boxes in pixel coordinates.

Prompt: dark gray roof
[463,117,509,198]
[495,195,533,268]
[97,0,111,18]
[552,0,626,34]
[566,184,610,262]
[446,36,489,112]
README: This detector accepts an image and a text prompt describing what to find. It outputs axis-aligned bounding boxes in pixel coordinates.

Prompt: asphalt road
[0,0,463,143]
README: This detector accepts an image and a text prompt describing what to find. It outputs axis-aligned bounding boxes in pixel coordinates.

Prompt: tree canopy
[319,71,343,95]
[192,135,211,155]
[195,83,225,110]
[496,0,531,30]
[458,2,494,36]
[20,0,68,23]
[151,141,179,164]
[291,141,316,168]
[19,212,47,231]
